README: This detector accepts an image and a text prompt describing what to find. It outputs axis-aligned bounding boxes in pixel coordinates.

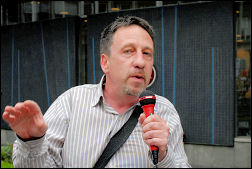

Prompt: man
[2,16,191,167]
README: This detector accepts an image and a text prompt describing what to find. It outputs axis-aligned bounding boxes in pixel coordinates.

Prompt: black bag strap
[93,105,143,168]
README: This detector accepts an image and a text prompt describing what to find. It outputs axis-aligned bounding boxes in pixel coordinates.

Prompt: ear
[100,53,110,74]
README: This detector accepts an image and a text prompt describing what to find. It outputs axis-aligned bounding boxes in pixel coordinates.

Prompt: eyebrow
[121,43,154,52]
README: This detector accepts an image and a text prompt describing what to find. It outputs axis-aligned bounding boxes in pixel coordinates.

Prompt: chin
[124,86,146,97]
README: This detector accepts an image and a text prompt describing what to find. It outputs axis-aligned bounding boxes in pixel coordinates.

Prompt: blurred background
[1,1,251,168]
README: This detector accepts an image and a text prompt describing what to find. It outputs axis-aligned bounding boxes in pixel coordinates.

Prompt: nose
[132,51,145,69]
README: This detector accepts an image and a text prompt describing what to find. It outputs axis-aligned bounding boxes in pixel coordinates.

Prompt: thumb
[23,100,42,114]
[138,113,146,125]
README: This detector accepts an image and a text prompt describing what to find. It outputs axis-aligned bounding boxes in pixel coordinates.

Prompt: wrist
[158,147,167,162]
[17,134,45,142]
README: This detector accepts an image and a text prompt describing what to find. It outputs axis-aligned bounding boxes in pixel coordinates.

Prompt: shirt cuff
[156,148,173,168]
[147,146,174,168]
[16,134,45,142]
[15,134,47,158]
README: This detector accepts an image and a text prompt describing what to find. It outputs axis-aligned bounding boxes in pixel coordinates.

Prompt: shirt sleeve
[157,121,191,168]
[152,97,192,168]
[12,93,70,168]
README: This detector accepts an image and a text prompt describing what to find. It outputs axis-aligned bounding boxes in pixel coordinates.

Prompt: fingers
[140,114,170,147]
[140,114,166,132]
[4,105,16,115]
[142,114,163,126]
[142,129,169,146]
[14,102,28,114]
[139,113,162,126]
[142,121,163,133]
[23,100,41,115]
[3,103,28,125]
[3,106,19,123]
[2,100,47,139]
[2,111,15,123]
[2,100,41,124]
[144,137,168,148]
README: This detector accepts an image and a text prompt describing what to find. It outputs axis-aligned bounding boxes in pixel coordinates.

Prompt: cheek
[147,64,153,75]
[110,62,128,78]
[112,59,129,72]
[145,66,153,82]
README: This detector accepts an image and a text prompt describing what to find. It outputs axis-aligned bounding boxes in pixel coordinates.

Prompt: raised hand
[2,100,48,140]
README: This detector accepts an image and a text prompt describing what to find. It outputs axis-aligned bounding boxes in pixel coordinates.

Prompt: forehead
[112,25,154,47]
[114,25,151,38]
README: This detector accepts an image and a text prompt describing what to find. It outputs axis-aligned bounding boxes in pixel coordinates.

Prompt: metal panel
[86,1,234,146]
[1,17,78,130]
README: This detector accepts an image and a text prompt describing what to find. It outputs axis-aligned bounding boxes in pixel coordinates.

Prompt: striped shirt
[12,75,191,168]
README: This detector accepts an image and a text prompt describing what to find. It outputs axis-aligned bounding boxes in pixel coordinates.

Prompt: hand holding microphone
[138,90,170,166]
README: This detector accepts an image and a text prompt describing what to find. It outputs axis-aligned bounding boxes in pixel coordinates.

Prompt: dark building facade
[1,1,251,167]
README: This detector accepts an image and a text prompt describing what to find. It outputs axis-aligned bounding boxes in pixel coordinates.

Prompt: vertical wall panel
[1,17,78,130]
[86,1,234,146]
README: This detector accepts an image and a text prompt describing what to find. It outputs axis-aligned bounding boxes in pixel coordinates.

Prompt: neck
[103,85,138,114]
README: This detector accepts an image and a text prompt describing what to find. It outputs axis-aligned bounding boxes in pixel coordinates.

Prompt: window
[235,1,251,137]
[136,1,156,8]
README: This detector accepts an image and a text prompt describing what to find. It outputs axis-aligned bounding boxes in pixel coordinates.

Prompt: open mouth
[131,74,145,81]
[135,75,143,79]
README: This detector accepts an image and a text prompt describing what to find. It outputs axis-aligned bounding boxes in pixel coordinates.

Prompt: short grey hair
[100,16,155,56]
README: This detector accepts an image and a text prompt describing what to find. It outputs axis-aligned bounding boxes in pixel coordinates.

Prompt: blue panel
[40,23,50,107]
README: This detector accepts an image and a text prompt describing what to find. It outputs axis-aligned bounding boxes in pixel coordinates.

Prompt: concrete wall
[184,137,251,168]
[1,129,251,168]
[1,129,16,146]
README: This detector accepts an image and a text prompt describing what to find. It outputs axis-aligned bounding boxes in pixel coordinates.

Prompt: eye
[123,48,135,57]
[124,49,133,54]
[143,52,150,56]
[143,51,153,58]
[124,49,131,54]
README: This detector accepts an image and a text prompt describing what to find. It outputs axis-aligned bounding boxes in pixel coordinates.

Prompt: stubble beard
[123,73,149,97]
[123,85,146,97]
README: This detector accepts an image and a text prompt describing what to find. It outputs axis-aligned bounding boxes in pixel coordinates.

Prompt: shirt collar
[92,74,106,107]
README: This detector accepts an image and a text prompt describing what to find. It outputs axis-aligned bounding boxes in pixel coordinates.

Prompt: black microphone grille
[139,90,156,106]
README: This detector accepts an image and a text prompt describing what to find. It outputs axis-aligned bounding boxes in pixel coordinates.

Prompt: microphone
[139,90,159,166]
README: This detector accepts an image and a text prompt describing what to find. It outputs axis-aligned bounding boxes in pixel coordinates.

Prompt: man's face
[103,25,154,96]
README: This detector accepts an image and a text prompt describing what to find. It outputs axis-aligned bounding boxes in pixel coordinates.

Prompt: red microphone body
[139,91,159,165]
